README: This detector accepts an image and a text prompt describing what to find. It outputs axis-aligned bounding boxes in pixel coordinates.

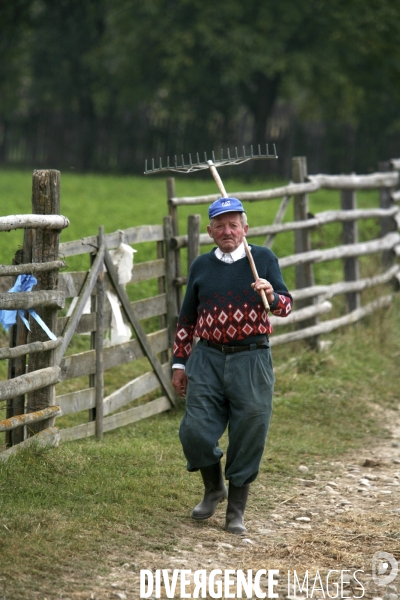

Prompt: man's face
[207,212,248,254]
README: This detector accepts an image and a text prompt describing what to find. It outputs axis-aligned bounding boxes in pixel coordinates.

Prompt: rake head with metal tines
[144,144,278,174]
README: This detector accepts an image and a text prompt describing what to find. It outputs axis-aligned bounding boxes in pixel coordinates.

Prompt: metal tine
[189,153,192,166]
[227,148,231,160]
[243,146,246,158]
[196,152,200,164]
[212,150,216,162]
[251,145,254,157]
[235,147,239,159]
[181,154,184,167]
[152,158,155,171]
[167,156,170,168]
[174,155,178,168]
[266,144,269,156]
[145,159,148,172]
[220,148,223,161]
[258,144,261,157]
[204,151,207,162]
[159,157,162,169]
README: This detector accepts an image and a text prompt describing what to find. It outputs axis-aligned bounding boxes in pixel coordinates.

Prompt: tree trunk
[242,72,281,142]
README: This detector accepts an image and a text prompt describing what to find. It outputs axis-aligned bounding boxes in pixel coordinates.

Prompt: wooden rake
[144,144,278,311]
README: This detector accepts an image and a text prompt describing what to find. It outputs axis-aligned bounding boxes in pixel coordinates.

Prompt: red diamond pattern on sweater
[248,308,258,322]
[177,327,189,340]
[173,286,292,359]
[206,313,214,327]
[242,323,253,336]
[218,310,229,325]
[226,325,237,338]
[233,309,244,322]
[213,328,222,341]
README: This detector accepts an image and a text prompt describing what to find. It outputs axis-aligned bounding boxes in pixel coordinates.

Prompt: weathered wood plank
[270,301,332,327]
[308,172,399,190]
[0,366,61,401]
[95,227,105,440]
[59,329,169,380]
[59,396,171,442]
[342,189,360,312]
[56,295,168,335]
[169,180,320,206]
[6,229,32,446]
[164,216,179,347]
[57,312,96,335]
[279,232,400,269]
[391,189,400,202]
[58,260,166,297]
[104,362,170,415]
[0,336,62,360]
[0,215,69,232]
[56,388,95,415]
[0,406,61,431]
[270,296,392,346]
[187,214,201,269]
[129,260,166,282]
[27,169,63,433]
[56,245,105,361]
[0,290,65,310]
[0,427,60,462]
[290,265,399,301]
[59,225,164,257]
[0,261,66,277]
[102,396,171,432]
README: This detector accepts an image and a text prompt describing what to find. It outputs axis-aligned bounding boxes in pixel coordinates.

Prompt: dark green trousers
[179,341,274,487]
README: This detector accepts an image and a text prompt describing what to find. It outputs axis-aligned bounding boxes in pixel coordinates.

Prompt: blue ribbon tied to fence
[0,274,57,340]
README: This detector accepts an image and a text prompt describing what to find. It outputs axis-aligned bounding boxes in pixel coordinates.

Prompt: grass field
[0,168,398,598]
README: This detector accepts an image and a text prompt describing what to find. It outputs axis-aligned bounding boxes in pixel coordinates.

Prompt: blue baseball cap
[208,197,246,219]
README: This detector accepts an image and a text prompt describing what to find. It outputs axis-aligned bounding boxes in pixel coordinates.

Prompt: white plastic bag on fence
[104,243,137,346]
[66,242,137,346]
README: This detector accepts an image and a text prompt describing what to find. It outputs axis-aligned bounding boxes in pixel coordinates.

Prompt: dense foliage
[1,0,400,174]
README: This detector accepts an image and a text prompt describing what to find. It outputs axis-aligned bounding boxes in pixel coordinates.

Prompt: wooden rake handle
[207,161,270,311]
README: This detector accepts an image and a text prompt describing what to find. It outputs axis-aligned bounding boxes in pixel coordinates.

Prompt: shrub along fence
[0,158,399,460]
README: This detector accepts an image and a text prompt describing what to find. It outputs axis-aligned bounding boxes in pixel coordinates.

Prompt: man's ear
[207,224,213,239]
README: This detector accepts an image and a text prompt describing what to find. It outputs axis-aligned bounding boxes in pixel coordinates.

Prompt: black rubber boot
[191,462,227,520]
[225,482,250,534]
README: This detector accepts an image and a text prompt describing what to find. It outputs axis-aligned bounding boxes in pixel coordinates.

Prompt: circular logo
[372,551,399,586]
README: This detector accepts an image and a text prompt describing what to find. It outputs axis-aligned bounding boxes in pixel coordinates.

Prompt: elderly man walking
[171,197,293,534]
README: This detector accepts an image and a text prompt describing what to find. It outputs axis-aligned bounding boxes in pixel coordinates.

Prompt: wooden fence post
[187,214,201,271]
[95,226,104,440]
[379,161,397,269]
[292,157,319,346]
[341,189,360,312]
[164,216,179,349]
[166,177,182,308]
[6,230,32,446]
[26,170,61,435]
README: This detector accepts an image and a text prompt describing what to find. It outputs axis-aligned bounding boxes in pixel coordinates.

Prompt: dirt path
[68,408,400,600]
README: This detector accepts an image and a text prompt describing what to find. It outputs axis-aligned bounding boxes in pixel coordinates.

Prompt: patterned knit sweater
[173,245,293,365]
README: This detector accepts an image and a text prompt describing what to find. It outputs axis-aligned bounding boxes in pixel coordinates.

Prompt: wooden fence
[0,157,399,460]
